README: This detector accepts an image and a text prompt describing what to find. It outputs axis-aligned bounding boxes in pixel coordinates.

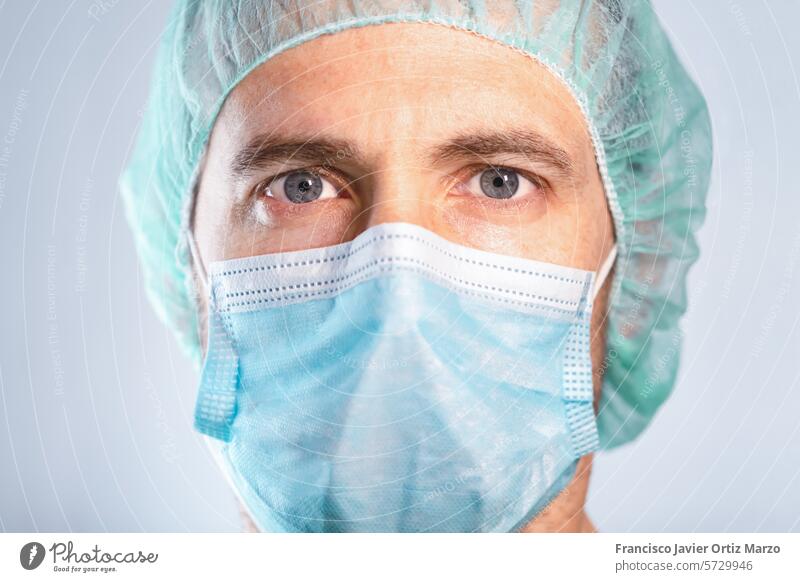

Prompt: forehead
[215,22,593,162]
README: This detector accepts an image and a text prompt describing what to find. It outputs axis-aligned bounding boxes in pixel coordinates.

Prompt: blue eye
[457,166,542,200]
[265,170,340,204]
[479,167,519,199]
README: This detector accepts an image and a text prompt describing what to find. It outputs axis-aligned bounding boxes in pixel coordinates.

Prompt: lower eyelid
[444,195,543,219]
[253,194,346,224]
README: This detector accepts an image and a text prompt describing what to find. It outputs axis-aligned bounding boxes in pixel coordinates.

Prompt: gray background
[0,1,798,532]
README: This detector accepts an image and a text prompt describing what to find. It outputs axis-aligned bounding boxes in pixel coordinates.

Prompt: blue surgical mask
[190,222,616,532]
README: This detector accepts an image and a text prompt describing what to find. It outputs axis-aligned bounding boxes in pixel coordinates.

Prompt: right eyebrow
[229,134,363,179]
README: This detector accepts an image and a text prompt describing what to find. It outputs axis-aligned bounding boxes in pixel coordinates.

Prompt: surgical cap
[121,0,712,448]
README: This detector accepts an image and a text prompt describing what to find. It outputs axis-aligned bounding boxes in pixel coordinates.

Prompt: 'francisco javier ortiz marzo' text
[616,543,780,555]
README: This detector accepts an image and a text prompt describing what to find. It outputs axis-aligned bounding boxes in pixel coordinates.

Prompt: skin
[192,22,615,533]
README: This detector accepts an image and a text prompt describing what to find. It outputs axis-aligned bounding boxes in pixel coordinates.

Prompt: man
[122,0,711,532]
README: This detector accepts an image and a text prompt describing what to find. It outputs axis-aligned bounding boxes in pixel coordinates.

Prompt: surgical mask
[189,222,616,532]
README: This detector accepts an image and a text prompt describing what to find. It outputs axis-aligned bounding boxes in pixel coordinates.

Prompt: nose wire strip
[189,228,616,306]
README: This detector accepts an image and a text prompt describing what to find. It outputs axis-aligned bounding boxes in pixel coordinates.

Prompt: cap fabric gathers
[121,0,713,448]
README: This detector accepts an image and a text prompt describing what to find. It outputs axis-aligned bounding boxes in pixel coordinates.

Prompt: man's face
[194,22,615,530]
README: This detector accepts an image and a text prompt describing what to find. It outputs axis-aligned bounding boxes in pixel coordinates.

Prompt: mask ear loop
[184,147,210,302]
[591,244,618,302]
[187,227,210,299]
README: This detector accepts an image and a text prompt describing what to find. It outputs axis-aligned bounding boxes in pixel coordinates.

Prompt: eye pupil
[284,171,324,203]
[480,167,519,199]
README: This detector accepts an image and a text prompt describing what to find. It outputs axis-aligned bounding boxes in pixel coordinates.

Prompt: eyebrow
[427,128,576,177]
[230,135,362,178]
[229,128,576,179]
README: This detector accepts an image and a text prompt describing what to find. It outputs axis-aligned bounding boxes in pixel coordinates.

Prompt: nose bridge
[363,166,425,228]
[359,150,438,232]
[352,103,439,232]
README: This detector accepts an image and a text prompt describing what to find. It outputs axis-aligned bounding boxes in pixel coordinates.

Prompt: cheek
[438,195,551,256]
[438,192,604,267]
[229,197,359,256]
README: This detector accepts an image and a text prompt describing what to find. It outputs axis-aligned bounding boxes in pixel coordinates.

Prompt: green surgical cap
[121,0,712,448]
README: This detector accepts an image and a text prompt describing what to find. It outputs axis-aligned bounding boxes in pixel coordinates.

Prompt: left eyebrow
[427,128,576,177]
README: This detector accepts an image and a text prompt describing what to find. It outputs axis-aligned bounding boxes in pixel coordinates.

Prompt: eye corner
[249,177,273,198]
